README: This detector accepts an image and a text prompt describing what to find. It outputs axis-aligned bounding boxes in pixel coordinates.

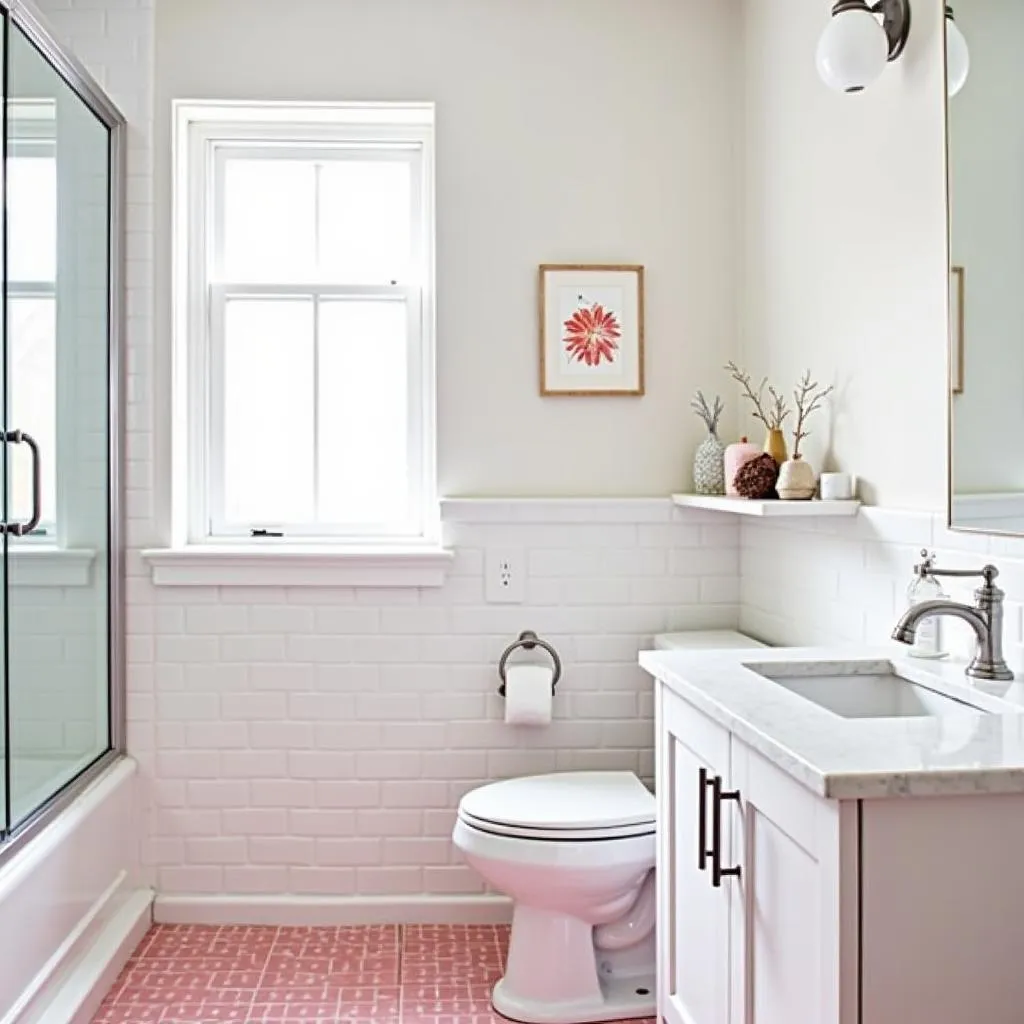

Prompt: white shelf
[672,494,861,518]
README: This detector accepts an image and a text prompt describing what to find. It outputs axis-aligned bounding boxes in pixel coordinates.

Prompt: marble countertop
[640,645,1024,799]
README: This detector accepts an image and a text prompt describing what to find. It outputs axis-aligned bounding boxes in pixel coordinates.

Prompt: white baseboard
[15,887,152,1024]
[153,894,513,927]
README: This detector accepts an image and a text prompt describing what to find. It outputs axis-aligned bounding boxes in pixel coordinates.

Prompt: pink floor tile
[92,923,654,1024]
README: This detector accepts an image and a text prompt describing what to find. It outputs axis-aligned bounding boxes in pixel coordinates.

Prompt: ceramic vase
[764,428,788,467]
[724,437,762,497]
[693,429,726,495]
[777,454,817,500]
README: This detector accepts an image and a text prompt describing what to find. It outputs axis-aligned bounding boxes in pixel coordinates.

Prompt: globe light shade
[946,14,970,97]
[817,7,890,94]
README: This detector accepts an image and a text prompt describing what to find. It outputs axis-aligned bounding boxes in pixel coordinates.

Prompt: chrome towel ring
[498,631,562,696]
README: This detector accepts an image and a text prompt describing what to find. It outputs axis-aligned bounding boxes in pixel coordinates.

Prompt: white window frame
[172,102,440,554]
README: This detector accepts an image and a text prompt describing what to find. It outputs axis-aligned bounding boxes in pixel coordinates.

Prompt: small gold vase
[764,428,788,466]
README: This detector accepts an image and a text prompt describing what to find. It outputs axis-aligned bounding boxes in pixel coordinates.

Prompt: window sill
[7,546,97,587]
[140,545,454,588]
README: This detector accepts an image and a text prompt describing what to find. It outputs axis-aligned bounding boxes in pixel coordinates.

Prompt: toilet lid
[458,772,655,840]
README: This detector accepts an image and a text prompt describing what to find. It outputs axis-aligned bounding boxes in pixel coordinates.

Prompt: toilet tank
[653,630,766,651]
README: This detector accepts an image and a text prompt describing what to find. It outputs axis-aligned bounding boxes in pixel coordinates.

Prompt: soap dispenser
[906,550,947,659]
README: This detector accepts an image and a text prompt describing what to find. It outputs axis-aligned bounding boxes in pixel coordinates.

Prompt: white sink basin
[746,660,988,719]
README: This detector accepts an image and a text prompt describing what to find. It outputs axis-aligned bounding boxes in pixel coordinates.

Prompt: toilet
[454,632,765,1024]
[453,771,657,1024]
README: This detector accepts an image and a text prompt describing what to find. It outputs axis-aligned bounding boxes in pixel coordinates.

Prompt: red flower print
[563,302,621,367]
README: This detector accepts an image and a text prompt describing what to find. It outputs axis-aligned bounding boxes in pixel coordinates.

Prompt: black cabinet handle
[710,775,742,888]
[697,767,711,871]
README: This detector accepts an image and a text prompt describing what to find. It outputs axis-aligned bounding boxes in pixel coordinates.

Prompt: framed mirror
[947,0,1024,535]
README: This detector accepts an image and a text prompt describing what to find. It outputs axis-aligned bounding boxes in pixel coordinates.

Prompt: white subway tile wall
[740,510,1024,665]
[138,499,737,896]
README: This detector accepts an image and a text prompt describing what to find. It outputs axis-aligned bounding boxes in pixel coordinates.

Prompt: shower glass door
[3,19,113,831]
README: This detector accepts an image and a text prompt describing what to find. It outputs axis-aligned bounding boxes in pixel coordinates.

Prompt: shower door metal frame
[0,0,126,865]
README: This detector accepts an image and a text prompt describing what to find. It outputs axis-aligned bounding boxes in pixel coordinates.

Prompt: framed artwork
[539,264,645,396]
[950,265,965,395]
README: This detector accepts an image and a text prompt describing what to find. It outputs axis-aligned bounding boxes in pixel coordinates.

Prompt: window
[7,101,57,537]
[176,103,437,547]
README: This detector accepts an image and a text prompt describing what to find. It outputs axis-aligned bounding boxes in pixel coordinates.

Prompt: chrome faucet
[892,562,1014,681]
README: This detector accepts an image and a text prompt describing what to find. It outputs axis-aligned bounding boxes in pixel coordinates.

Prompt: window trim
[171,102,439,562]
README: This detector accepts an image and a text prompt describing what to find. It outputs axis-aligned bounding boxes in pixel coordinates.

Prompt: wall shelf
[672,494,861,518]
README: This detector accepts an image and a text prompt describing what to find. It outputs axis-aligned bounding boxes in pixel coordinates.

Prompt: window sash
[210,143,425,289]
[182,115,436,545]
[206,283,426,540]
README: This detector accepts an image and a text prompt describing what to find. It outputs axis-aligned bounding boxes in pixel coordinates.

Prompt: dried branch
[724,362,771,429]
[791,370,835,458]
[691,391,724,433]
[766,385,792,431]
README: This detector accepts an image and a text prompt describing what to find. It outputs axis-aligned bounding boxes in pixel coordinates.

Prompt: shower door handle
[1,430,42,536]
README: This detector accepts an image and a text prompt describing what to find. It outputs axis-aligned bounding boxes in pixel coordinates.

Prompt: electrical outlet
[486,547,526,604]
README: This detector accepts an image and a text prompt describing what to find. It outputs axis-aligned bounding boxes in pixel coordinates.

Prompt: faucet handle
[926,563,999,583]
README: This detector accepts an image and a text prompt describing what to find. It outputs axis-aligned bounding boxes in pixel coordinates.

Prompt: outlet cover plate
[486,547,525,604]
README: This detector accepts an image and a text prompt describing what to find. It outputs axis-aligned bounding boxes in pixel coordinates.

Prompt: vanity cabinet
[656,686,732,1024]
[656,679,1024,1024]
[657,684,854,1024]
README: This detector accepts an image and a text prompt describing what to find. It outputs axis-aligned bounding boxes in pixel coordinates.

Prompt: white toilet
[453,771,657,1024]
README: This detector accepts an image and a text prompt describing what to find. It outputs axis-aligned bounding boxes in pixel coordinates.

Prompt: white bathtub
[0,757,151,1024]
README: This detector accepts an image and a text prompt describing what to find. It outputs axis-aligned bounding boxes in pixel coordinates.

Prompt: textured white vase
[693,430,726,495]
[777,455,816,500]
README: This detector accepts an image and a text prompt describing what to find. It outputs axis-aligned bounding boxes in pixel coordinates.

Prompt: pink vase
[724,437,762,497]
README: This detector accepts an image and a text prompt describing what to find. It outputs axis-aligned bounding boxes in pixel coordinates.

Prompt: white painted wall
[153,0,743,500]
[740,0,948,509]
[949,0,1024,496]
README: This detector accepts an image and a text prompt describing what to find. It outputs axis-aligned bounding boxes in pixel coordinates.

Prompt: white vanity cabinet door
[728,741,851,1024]
[657,686,733,1024]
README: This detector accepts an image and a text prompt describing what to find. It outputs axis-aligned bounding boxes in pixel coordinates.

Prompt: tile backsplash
[740,508,1024,669]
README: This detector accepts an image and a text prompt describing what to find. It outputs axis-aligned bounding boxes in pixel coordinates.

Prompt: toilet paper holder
[498,631,562,696]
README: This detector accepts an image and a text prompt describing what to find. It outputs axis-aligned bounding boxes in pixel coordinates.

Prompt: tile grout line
[247,922,277,1022]
[398,922,405,1022]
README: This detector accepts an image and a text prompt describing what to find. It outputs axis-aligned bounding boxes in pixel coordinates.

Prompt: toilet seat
[457,771,655,842]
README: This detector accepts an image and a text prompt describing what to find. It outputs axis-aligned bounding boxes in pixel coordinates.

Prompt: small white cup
[819,472,854,501]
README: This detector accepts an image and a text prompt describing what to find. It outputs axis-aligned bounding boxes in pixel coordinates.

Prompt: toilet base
[492,904,655,1024]
[493,972,656,1024]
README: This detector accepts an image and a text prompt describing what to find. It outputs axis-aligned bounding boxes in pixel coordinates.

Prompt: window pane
[9,156,56,282]
[319,161,412,283]
[318,300,408,524]
[222,160,316,282]
[9,297,56,527]
[223,299,314,524]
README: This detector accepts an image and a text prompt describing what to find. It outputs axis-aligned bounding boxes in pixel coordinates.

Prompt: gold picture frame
[539,264,645,397]
[950,265,965,395]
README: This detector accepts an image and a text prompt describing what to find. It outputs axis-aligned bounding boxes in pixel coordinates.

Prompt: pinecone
[733,453,779,500]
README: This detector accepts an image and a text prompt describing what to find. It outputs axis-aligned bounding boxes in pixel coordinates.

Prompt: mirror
[948,1,1024,534]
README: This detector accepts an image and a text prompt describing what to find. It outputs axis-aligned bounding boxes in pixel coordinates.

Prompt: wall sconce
[817,0,911,94]
[945,4,969,98]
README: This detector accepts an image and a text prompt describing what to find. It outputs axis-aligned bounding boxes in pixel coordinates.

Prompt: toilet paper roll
[503,664,554,726]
